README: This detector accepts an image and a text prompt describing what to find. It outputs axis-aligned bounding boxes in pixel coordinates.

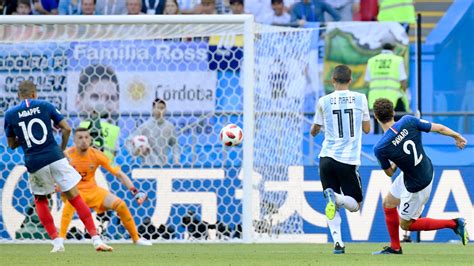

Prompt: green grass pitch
[1,243,472,265]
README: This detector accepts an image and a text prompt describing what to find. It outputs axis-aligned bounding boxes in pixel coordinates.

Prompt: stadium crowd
[0,0,384,25]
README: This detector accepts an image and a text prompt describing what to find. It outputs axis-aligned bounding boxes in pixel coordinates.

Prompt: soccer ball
[132,135,150,151]
[220,124,243,146]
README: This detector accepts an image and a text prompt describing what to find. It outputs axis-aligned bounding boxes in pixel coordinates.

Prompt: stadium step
[410,0,454,42]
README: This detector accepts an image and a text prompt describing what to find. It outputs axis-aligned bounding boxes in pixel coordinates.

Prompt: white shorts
[390,172,433,221]
[29,158,82,195]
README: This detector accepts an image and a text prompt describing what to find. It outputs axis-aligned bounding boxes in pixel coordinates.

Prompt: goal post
[0,15,320,243]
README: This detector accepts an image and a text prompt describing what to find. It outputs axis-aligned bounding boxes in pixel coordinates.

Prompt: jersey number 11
[332,109,354,138]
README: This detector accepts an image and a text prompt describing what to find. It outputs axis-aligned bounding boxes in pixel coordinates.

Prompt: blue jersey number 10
[18,119,48,148]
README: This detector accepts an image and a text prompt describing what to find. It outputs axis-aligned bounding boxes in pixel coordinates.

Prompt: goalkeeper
[59,127,151,246]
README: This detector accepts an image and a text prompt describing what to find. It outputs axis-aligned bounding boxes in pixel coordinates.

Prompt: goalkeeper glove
[130,187,147,205]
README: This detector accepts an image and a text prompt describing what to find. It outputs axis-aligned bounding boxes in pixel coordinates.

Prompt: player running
[3,81,112,253]
[60,127,151,246]
[311,65,371,254]
[372,98,468,255]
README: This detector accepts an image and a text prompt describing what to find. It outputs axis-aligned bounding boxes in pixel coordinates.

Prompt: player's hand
[130,188,147,205]
[297,19,306,27]
[455,135,467,149]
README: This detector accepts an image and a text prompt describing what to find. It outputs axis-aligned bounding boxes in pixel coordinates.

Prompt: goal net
[0,15,319,243]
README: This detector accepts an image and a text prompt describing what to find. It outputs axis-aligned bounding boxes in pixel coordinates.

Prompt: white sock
[327,210,343,246]
[334,193,359,212]
[92,235,102,244]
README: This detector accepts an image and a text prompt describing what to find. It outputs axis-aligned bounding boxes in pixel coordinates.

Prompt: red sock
[68,195,97,237]
[34,196,58,240]
[408,218,456,231]
[384,207,400,250]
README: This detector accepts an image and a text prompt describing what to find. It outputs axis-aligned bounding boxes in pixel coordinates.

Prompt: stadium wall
[410,0,474,132]
[1,163,472,242]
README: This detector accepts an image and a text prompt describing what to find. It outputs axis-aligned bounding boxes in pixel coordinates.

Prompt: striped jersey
[314,90,370,165]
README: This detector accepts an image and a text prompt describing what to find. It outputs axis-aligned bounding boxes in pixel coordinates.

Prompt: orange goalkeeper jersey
[66,147,120,190]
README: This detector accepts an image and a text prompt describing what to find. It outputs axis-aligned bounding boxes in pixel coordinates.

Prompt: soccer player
[311,65,371,254]
[372,98,468,255]
[3,81,112,252]
[60,127,151,246]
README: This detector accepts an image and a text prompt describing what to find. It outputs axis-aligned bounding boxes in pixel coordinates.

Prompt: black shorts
[319,157,363,202]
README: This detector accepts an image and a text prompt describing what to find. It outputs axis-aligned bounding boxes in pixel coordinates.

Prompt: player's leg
[319,157,344,254]
[28,164,64,252]
[373,173,402,255]
[51,159,112,252]
[397,180,468,245]
[58,200,75,239]
[337,165,363,212]
[101,190,152,246]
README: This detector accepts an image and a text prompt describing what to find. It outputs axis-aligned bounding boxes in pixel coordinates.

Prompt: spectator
[290,0,340,26]
[58,0,80,15]
[177,0,200,14]
[377,0,415,32]
[81,0,97,15]
[365,42,409,133]
[229,0,243,14]
[141,0,165,15]
[33,0,58,14]
[125,98,180,167]
[15,0,32,15]
[163,0,179,14]
[245,0,295,23]
[244,0,270,22]
[355,0,377,21]
[199,0,216,14]
[127,0,145,14]
[215,0,230,14]
[262,0,291,25]
[0,0,17,15]
[325,0,359,21]
[95,0,127,15]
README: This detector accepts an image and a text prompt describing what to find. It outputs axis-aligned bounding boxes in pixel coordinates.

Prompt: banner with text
[1,165,472,242]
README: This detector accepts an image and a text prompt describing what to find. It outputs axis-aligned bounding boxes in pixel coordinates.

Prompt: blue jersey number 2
[403,140,423,166]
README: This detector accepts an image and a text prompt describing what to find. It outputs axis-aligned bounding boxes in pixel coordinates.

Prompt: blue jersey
[4,99,65,173]
[374,115,433,192]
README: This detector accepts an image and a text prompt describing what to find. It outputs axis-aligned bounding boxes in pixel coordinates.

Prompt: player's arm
[374,147,396,177]
[48,103,70,150]
[362,95,371,134]
[7,137,21,149]
[56,119,72,151]
[362,121,371,134]
[115,170,135,191]
[310,124,322,136]
[4,116,20,149]
[114,170,147,204]
[430,123,467,149]
[98,151,147,204]
[311,99,323,137]
[383,162,398,177]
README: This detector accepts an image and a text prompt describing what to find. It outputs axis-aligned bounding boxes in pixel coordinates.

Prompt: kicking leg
[402,217,468,245]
